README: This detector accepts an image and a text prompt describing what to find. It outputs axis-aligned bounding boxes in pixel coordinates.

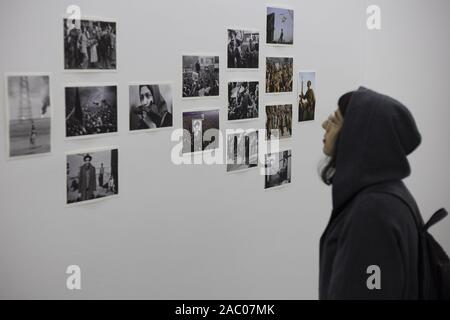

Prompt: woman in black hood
[319,87,422,299]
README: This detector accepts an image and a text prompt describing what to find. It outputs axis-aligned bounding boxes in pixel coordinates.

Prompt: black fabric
[319,87,423,299]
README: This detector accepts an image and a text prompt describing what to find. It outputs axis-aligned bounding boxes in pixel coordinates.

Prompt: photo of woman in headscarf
[129,84,173,131]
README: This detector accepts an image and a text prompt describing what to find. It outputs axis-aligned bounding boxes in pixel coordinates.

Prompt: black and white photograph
[226,130,259,173]
[266,57,293,93]
[182,109,220,154]
[129,83,173,131]
[63,17,117,71]
[298,71,316,122]
[264,150,292,189]
[266,6,294,45]
[66,147,119,205]
[65,85,118,138]
[265,104,292,140]
[227,29,259,69]
[6,74,51,158]
[182,55,219,98]
[228,81,259,121]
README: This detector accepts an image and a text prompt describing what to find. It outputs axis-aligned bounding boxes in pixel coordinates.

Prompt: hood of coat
[332,86,422,212]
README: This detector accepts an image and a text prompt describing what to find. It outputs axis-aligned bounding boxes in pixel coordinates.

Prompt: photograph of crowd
[182,109,220,154]
[265,104,292,140]
[182,55,219,98]
[266,7,294,45]
[265,150,292,189]
[226,130,259,173]
[298,71,316,122]
[66,148,119,205]
[6,74,51,158]
[65,85,117,138]
[63,18,116,70]
[228,81,259,121]
[129,84,173,131]
[266,57,293,93]
[227,29,259,69]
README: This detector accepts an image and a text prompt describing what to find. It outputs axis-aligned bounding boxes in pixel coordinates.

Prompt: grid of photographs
[227,29,259,69]
[182,55,219,98]
[63,18,117,71]
[3,5,311,200]
[182,109,220,154]
[129,84,173,131]
[227,81,259,121]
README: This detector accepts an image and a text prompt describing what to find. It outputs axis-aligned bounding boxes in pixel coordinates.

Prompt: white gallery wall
[0,0,449,299]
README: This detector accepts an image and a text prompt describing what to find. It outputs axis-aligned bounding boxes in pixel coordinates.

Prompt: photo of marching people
[65,85,118,138]
[182,109,220,154]
[63,18,117,70]
[66,148,119,205]
[129,84,173,131]
[265,150,292,189]
[266,57,293,93]
[227,29,259,69]
[6,74,51,158]
[266,7,294,45]
[298,71,316,122]
[226,130,259,173]
[228,81,259,121]
[265,104,292,140]
[182,55,219,98]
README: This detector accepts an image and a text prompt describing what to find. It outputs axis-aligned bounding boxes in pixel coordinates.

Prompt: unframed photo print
[65,84,118,138]
[265,104,292,140]
[63,17,117,71]
[228,81,259,121]
[66,147,119,205]
[182,55,219,98]
[266,6,294,45]
[227,29,259,69]
[266,57,294,94]
[129,83,173,131]
[226,130,259,173]
[182,109,220,154]
[298,71,316,122]
[5,73,51,158]
[264,149,292,189]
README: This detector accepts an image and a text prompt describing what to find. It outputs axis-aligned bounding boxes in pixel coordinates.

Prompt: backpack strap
[424,208,448,231]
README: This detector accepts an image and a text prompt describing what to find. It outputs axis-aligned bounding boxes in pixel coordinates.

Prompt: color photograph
[265,104,292,140]
[266,6,294,45]
[266,57,293,93]
[298,71,316,122]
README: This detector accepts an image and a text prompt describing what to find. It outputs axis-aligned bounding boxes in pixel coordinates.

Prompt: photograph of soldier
[227,29,259,69]
[264,150,292,189]
[265,104,292,140]
[129,84,173,131]
[65,85,117,138]
[66,148,119,205]
[298,71,316,122]
[6,74,51,158]
[182,109,220,153]
[228,81,259,121]
[63,18,117,70]
[265,57,293,93]
[226,130,259,172]
[266,7,294,45]
[182,55,219,98]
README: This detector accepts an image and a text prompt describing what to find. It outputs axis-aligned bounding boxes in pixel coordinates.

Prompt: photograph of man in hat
[78,153,97,201]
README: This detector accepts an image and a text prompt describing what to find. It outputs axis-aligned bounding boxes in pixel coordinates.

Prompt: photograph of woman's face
[140,86,153,107]
[322,109,343,157]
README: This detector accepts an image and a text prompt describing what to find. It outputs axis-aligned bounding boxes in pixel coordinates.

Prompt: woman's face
[140,86,153,107]
[322,109,344,157]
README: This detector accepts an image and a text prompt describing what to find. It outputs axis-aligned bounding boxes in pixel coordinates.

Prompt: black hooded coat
[319,87,423,299]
